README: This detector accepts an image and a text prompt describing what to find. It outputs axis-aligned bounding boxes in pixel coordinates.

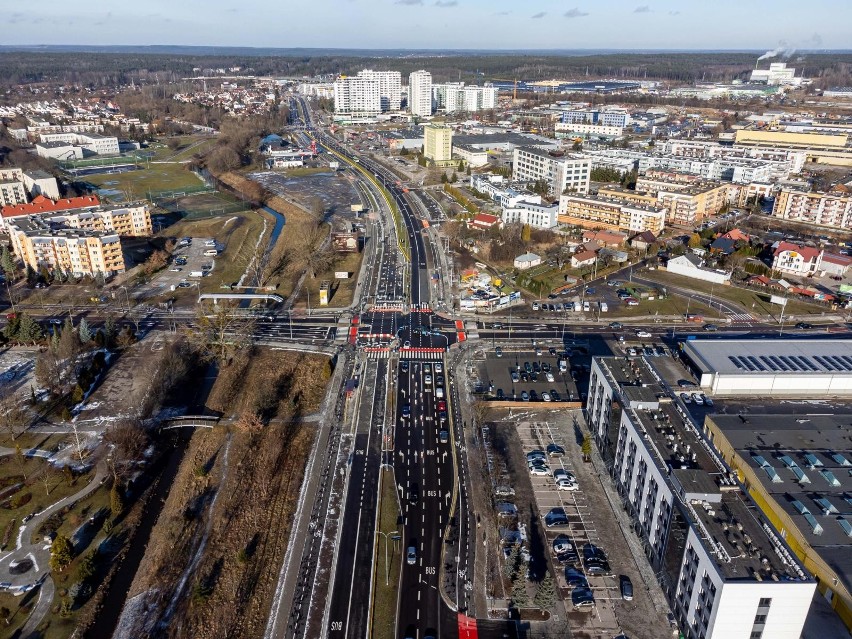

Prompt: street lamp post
[376,530,400,586]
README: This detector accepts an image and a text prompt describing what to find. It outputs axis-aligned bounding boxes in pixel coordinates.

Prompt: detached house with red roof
[467,213,501,231]
[771,241,823,277]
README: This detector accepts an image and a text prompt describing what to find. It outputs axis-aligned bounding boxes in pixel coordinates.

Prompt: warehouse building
[681,339,852,397]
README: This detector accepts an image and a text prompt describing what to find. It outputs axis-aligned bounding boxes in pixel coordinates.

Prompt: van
[599,302,608,313]
[435,386,444,399]
[558,359,568,373]
[189,270,204,278]
[203,249,219,257]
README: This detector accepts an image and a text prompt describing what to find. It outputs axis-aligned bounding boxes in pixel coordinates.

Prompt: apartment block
[655,182,729,227]
[408,70,433,117]
[586,357,814,639]
[423,124,454,166]
[8,216,125,277]
[355,69,402,111]
[772,188,852,231]
[501,200,559,229]
[555,122,624,139]
[0,181,27,207]
[48,204,153,237]
[512,147,590,196]
[432,83,497,113]
[559,193,666,234]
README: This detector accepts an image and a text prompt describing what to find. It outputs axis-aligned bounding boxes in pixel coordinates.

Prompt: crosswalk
[362,347,446,360]
[410,303,432,313]
[726,312,755,323]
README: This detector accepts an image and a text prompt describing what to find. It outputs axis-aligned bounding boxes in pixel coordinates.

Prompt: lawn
[291,249,365,310]
[639,270,831,320]
[84,163,207,202]
[370,465,402,639]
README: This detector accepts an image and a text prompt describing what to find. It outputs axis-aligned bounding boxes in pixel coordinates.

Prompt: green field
[84,164,206,201]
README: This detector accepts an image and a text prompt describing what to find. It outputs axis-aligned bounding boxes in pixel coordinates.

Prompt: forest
[1,50,851,88]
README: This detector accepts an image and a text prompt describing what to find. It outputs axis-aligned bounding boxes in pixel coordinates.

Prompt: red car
[437,400,447,411]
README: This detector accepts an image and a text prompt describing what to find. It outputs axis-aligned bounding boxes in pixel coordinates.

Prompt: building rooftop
[9,215,119,240]
[682,339,852,377]
[454,132,558,149]
[561,192,666,214]
[709,413,852,591]
[2,195,100,219]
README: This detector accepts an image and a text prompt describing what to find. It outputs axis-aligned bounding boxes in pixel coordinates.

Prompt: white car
[691,392,704,405]
[635,330,652,338]
[541,392,552,402]
[529,465,551,476]
[557,479,580,491]
[435,363,443,373]
[545,372,555,382]
[424,374,432,385]
[554,469,575,483]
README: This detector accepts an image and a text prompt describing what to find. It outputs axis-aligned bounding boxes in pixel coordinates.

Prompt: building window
[750,632,762,639]
[753,614,767,625]
[758,598,771,608]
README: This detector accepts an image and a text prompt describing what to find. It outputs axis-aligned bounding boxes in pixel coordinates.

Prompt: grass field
[292,249,364,309]
[605,295,723,320]
[371,466,402,639]
[84,164,206,201]
[639,270,831,320]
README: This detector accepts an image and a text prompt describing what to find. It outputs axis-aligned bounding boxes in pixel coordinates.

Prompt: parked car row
[679,391,713,406]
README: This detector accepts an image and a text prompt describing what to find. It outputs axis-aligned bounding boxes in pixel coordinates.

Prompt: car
[423,363,432,373]
[532,362,541,373]
[495,485,515,497]
[541,392,552,402]
[680,392,691,403]
[523,361,532,373]
[435,362,443,373]
[544,507,569,527]
[521,391,530,401]
[529,465,551,476]
[532,302,540,311]
[527,449,546,460]
[435,386,445,399]
[545,371,555,383]
[511,372,519,383]
[529,390,539,401]
[402,404,411,417]
[557,478,580,491]
[583,301,590,312]
[437,400,447,411]
[620,575,634,601]
[617,290,631,299]
[703,323,719,332]
[550,389,561,401]
[585,558,612,575]
[403,340,411,348]
[177,282,192,288]
[520,371,530,382]
[583,543,607,562]
[625,298,639,306]
[553,534,574,554]
[496,388,505,400]
[571,587,596,608]
[643,346,654,357]
[691,392,704,405]
[541,361,551,372]
[635,330,652,338]
[677,379,693,388]
[627,347,637,357]
[401,361,409,373]
[565,567,589,588]
[609,321,623,329]
[585,287,595,294]
[169,267,182,272]
[424,374,432,385]
[495,346,503,357]
[703,395,714,407]
[407,546,416,565]
[795,322,813,329]
[439,430,449,444]
[553,469,575,482]
[547,443,565,457]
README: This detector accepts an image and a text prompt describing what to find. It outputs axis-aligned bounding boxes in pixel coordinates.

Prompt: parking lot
[151,236,220,292]
[511,415,673,638]
[477,349,581,403]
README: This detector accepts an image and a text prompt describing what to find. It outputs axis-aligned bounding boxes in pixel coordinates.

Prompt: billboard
[770,295,788,306]
[335,272,350,279]
[319,281,331,306]
[332,232,359,253]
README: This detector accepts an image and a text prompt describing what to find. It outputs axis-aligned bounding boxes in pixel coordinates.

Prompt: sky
[3,0,850,51]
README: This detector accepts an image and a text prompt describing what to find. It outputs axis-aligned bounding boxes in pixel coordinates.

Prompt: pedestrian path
[726,312,755,323]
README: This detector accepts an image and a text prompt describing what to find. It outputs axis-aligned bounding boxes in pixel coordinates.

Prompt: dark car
[545,507,569,527]
[402,404,411,418]
[609,321,623,329]
[583,543,607,562]
[565,567,589,588]
[496,389,505,400]
[532,361,541,373]
[795,322,813,329]
[523,362,532,373]
[401,361,409,373]
[584,558,612,575]
[550,390,561,402]
[529,390,539,401]
[571,587,595,608]
[620,575,634,601]
[547,443,565,457]
[702,323,718,332]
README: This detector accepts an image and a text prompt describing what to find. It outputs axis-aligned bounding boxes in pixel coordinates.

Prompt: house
[581,229,627,247]
[820,252,852,278]
[514,252,541,270]
[629,230,657,251]
[599,247,629,263]
[771,241,823,276]
[665,253,731,284]
[709,236,737,256]
[468,213,501,231]
[746,274,785,290]
[571,250,597,268]
[719,228,749,242]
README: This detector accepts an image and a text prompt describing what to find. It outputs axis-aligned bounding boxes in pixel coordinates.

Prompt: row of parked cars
[532,300,592,313]
[680,391,713,406]
[526,447,578,492]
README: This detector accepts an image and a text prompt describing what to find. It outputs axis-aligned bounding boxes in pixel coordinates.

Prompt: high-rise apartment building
[334,77,381,118]
[772,188,852,231]
[408,70,433,117]
[432,83,498,113]
[356,69,402,112]
[423,124,454,166]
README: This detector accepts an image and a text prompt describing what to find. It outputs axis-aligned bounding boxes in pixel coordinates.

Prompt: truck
[189,270,204,278]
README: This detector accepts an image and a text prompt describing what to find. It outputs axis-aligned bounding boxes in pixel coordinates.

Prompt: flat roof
[709,413,852,591]
[604,356,801,579]
[683,339,852,376]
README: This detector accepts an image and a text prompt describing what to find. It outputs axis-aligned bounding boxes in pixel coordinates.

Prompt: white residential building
[408,70,433,117]
[356,69,402,112]
[555,122,624,138]
[501,200,559,229]
[586,356,815,639]
[334,77,381,119]
[666,253,731,284]
[512,147,590,196]
[23,170,60,200]
[432,83,498,113]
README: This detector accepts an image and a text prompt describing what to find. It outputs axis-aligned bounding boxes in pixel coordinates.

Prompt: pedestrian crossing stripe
[726,312,754,322]
[410,303,432,313]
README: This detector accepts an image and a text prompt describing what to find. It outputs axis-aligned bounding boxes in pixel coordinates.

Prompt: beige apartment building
[654,182,729,227]
[558,193,666,234]
[424,124,454,167]
[9,216,126,277]
[48,204,153,236]
[772,188,852,231]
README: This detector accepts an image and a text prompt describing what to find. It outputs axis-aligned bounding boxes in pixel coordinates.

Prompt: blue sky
[4,0,849,50]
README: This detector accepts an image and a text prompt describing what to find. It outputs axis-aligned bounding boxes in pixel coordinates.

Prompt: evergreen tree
[0,245,15,280]
[511,574,529,608]
[582,434,592,461]
[534,572,556,610]
[78,317,91,344]
[16,315,43,345]
[503,545,520,579]
[451,171,458,183]
[104,316,117,347]
[521,224,532,243]
[50,534,74,572]
[110,483,124,517]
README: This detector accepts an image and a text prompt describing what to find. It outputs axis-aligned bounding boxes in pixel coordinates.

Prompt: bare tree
[242,241,291,288]
[0,390,29,441]
[184,303,256,365]
[103,418,150,482]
